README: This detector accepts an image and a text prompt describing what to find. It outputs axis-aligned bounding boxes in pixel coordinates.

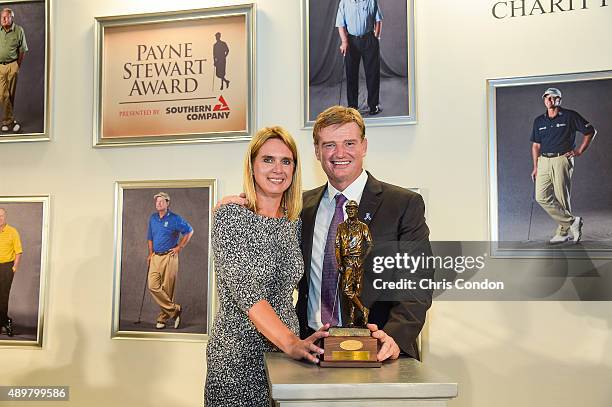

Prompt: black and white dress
[205,204,303,407]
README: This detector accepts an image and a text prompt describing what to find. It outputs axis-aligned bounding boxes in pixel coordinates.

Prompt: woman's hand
[249,301,330,364]
[215,193,248,210]
[285,324,330,364]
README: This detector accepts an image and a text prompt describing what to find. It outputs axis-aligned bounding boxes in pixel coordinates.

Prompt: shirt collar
[157,210,171,220]
[324,169,368,204]
[544,107,564,120]
[2,23,15,33]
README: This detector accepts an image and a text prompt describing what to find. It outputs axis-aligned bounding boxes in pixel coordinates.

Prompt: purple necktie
[321,193,347,326]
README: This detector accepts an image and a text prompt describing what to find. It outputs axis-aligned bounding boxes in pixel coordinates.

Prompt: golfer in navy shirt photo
[530,88,596,244]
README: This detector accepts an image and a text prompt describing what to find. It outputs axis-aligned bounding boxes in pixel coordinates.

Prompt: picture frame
[487,70,612,258]
[0,195,50,348]
[111,179,216,341]
[0,0,51,143]
[301,0,416,128]
[93,4,255,147]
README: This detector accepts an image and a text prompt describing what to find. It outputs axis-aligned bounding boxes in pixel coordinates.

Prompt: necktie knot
[335,193,347,208]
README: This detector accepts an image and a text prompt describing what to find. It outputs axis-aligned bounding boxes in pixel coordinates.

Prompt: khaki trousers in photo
[535,155,575,235]
[0,61,19,126]
[148,253,181,323]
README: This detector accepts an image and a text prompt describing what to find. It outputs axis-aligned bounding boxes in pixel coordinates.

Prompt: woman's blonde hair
[243,126,302,221]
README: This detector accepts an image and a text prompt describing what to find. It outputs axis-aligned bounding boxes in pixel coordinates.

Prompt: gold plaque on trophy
[339,339,363,351]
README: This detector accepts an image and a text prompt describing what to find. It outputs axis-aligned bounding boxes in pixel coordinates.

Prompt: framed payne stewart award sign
[93,5,255,147]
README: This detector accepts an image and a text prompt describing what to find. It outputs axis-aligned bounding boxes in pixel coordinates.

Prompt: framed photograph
[111,180,216,341]
[93,5,255,147]
[0,0,51,143]
[488,70,612,258]
[0,195,50,347]
[301,0,416,127]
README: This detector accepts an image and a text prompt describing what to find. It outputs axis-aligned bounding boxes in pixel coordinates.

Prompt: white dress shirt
[307,170,369,330]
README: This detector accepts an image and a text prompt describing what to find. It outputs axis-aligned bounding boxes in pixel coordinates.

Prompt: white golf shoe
[549,234,570,244]
[570,217,583,243]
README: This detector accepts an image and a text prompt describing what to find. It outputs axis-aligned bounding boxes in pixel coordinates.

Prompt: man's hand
[286,324,330,364]
[565,150,582,158]
[170,246,181,256]
[367,323,400,362]
[147,253,153,264]
[214,193,248,210]
[339,41,348,56]
[11,265,17,273]
[531,167,537,182]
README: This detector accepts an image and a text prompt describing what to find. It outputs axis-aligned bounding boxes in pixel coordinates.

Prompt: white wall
[2,0,611,406]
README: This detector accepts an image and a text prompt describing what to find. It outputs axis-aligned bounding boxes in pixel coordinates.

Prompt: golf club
[134,264,149,324]
[527,177,536,242]
[338,54,345,106]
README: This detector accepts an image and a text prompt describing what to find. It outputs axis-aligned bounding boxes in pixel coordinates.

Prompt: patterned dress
[205,204,303,407]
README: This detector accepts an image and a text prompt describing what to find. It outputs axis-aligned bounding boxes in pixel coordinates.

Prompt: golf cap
[154,192,170,202]
[542,87,562,99]
[346,200,359,208]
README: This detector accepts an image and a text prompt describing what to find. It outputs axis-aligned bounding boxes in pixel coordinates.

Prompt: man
[530,88,596,244]
[335,200,373,327]
[213,32,230,91]
[147,192,194,329]
[336,0,383,115]
[0,208,22,337]
[296,105,433,361]
[0,8,27,133]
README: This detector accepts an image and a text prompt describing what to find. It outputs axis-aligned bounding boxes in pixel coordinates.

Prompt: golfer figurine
[335,200,374,327]
[320,200,379,367]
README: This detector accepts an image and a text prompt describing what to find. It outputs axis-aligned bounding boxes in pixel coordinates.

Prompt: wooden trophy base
[319,327,381,368]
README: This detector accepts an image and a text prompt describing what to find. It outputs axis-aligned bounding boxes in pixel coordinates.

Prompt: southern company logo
[164,95,231,120]
[214,95,230,111]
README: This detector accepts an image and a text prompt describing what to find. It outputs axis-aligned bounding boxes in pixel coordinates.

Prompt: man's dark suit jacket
[296,172,432,360]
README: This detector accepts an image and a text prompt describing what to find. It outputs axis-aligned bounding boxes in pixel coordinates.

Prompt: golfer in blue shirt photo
[146,192,194,329]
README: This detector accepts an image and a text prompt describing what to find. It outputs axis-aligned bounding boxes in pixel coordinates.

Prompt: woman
[205,127,328,407]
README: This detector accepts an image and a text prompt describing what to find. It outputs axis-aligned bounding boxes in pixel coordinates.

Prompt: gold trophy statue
[320,200,380,367]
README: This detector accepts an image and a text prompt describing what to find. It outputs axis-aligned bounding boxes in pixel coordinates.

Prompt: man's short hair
[1,8,14,18]
[154,192,170,202]
[312,105,366,144]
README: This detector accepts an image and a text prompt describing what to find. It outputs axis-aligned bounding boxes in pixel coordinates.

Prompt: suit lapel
[358,172,383,226]
[357,172,384,308]
[301,185,326,286]
[340,173,383,325]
